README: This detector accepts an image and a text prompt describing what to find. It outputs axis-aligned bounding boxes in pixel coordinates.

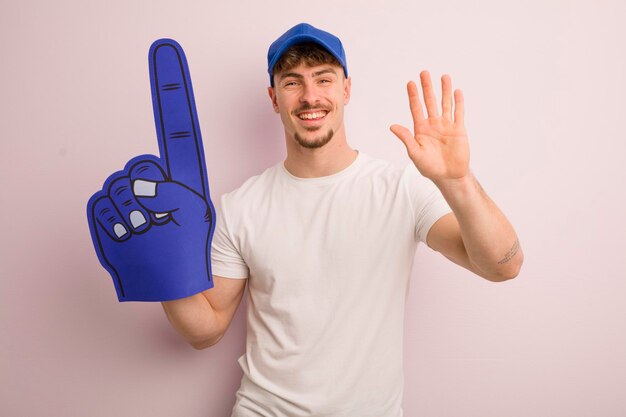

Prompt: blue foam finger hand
[86,39,216,302]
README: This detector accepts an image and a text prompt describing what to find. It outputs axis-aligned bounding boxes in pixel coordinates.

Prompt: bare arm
[426,176,523,281]
[161,276,247,349]
[391,71,523,281]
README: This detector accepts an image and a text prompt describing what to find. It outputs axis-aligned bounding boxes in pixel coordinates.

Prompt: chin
[294,129,334,149]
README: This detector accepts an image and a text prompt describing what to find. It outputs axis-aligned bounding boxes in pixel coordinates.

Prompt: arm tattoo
[497,238,520,264]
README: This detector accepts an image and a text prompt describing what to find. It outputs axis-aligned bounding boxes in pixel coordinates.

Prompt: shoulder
[357,154,442,206]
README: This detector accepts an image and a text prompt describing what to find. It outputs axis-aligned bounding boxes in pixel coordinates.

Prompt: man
[162,23,523,416]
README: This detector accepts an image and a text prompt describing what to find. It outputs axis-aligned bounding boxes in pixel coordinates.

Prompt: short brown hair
[272,42,341,84]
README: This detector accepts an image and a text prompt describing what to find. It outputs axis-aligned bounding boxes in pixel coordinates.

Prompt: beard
[294,128,335,149]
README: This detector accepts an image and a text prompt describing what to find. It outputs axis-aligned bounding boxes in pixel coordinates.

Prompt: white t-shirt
[211,152,451,417]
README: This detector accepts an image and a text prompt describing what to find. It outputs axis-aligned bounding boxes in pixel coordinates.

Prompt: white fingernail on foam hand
[155,213,168,219]
[114,223,128,238]
[133,180,157,197]
[130,211,147,228]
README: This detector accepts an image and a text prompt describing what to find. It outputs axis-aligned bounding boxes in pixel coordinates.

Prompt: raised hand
[87,39,216,302]
[390,71,470,185]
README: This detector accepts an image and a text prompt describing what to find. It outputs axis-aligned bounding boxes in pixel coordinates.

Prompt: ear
[344,76,352,105]
[268,86,279,113]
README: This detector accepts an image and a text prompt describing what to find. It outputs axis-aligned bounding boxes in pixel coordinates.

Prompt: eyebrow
[279,67,338,81]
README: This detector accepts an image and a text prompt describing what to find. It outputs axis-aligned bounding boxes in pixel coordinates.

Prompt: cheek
[276,95,295,112]
[278,108,295,128]
[332,86,347,104]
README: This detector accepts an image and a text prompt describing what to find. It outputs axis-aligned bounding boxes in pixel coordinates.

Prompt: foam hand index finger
[149,39,208,198]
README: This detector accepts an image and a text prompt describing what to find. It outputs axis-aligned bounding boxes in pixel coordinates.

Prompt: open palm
[391,71,470,184]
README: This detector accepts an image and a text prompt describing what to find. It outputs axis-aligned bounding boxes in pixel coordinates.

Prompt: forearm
[435,173,523,280]
[161,292,224,349]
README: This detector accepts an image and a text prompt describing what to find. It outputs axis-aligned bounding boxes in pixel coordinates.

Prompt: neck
[283,125,358,178]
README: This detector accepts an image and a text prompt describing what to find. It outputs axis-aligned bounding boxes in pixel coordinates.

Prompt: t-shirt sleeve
[210,195,249,279]
[401,163,452,244]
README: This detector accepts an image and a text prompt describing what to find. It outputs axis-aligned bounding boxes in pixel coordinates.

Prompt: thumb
[390,124,419,156]
[133,180,208,225]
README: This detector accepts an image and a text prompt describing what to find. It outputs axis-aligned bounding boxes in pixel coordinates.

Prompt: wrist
[433,172,476,194]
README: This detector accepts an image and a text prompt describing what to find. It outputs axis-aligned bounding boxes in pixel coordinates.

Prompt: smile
[297,111,328,120]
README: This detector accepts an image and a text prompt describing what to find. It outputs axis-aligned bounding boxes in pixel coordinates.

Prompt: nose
[299,81,320,105]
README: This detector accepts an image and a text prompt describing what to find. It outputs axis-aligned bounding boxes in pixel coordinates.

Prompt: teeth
[298,111,326,120]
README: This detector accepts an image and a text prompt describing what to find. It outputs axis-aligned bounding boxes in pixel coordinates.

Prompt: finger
[454,89,464,126]
[107,175,152,233]
[390,124,420,157]
[149,39,208,198]
[420,70,439,119]
[87,192,128,299]
[135,181,208,227]
[128,157,170,223]
[441,74,452,121]
[89,192,131,241]
[406,81,425,132]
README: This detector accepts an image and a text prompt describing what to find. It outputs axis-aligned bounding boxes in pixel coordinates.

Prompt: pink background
[2,1,625,416]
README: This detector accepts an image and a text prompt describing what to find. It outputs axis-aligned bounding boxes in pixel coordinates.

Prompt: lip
[295,110,329,126]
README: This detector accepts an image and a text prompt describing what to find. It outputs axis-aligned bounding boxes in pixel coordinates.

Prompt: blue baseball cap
[267,23,348,86]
